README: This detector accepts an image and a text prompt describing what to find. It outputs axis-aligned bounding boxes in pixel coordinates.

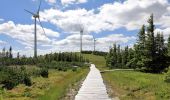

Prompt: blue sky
[0,0,170,56]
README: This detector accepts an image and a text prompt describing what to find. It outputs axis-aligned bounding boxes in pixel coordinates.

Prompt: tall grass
[0,68,88,100]
[102,70,170,100]
[38,68,88,100]
[82,54,106,68]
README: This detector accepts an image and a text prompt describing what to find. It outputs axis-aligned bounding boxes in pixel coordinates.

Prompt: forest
[106,14,170,73]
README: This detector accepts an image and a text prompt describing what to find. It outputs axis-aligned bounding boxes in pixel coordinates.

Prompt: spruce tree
[167,35,170,56]
[145,14,156,71]
[135,25,147,68]
[117,44,122,67]
[17,52,20,59]
[122,46,128,68]
[138,25,145,50]
[110,44,117,68]
[9,46,13,59]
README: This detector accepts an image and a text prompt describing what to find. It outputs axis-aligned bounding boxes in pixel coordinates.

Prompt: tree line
[0,47,89,90]
[106,14,170,73]
[0,47,88,66]
[81,50,108,56]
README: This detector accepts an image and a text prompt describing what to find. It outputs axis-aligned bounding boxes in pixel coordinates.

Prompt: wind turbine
[93,36,96,53]
[67,24,84,53]
[25,0,46,58]
[80,26,84,53]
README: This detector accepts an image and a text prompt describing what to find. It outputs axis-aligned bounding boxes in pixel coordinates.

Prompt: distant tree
[9,46,13,59]
[117,45,122,65]
[122,46,128,68]
[110,44,117,68]
[167,35,170,56]
[2,47,6,57]
[17,52,20,59]
[6,51,9,58]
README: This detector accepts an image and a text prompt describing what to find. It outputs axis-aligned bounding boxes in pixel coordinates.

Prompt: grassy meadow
[85,54,170,100]
[82,54,107,70]
[102,70,170,100]
[0,66,89,100]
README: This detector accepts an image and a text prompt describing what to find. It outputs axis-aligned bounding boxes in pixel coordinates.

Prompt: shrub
[165,68,170,83]
[72,67,77,72]
[24,76,32,86]
[0,67,32,90]
[2,72,19,90]
[40,68,48,78]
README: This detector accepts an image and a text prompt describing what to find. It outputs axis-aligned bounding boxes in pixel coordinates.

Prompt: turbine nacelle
[33,14,39,18]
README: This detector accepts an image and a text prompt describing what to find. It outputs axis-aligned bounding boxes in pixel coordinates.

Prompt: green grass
[102,70,170,100]
[0,67,89,100]
[83,54,106,69]
[39,68,88,100]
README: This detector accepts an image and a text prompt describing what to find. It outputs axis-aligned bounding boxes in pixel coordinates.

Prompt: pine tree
[167,35,170,56]
[138,25,145,50]
[145,14,156,71]
[117,44,122,66]
[9,46,13,59]
[17,52,20,59]
[2,47,5,57]
[106,47,113,68]
[135,25,147,68]
[122,46,128,68]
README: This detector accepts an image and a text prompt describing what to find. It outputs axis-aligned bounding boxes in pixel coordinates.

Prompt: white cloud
[0,18,4,22]
[0,40,7,45]
[155,28,170,40]
[97,34,136,44]
[40,0,170,34]
[61,0,87,5]
[52,33,136,52]
[0,21,60,49]
[45,0,56,4]
[9,33,135,57]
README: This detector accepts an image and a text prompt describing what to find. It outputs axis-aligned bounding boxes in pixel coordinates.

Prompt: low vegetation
[82,50,108,56]
[0,67,88,100]
[82,54,106,68]
[0,51,89,100]
[102,70,170,100]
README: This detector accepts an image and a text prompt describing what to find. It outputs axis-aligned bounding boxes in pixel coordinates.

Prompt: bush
[24,76,32,86]
[0,67,32,90]
[72,67,77,72]
[2,72,20,90]
[40,68,48,78]
[165,68,170,83]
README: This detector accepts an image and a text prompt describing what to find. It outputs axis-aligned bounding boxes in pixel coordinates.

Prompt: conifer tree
[117,44,122,66]
[146,14,156,59]
[9,46,13,59]
[122,46,128,68]
[17,52,20,59]
[167,35,170,56]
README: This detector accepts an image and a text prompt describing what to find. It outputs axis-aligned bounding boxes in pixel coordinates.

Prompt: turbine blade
[24,9,35,15]
[38,18,47,37]
[37,0,42,14]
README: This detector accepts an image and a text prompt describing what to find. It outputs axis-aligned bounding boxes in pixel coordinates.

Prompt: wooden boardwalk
[75,64,111,100]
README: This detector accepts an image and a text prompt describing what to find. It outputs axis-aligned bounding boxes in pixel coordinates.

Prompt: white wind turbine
[25,0,46,58]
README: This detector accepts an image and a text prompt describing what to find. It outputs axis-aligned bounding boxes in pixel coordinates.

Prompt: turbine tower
[25,0,46,58]
[93,36,96,53]
[80,27,84,53]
